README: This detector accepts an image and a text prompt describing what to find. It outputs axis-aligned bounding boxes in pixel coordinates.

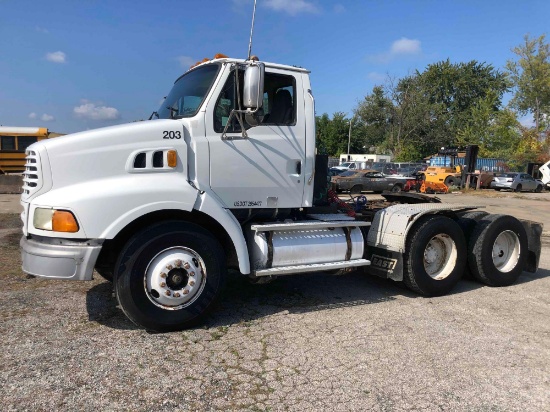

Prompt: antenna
[247,0,258,60]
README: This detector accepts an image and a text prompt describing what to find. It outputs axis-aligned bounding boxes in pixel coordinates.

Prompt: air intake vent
[134,153,146,168]
[22,149,43,198]
[153,151,164,168]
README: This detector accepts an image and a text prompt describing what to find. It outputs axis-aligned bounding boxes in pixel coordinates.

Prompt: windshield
[496,173,517,178]
[157,64,220,119]
[340,171,356,177]
[340,162,352,167]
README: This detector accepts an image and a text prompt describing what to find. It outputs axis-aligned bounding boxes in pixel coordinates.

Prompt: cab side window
[262,73,296,125]
[213,70,296,133]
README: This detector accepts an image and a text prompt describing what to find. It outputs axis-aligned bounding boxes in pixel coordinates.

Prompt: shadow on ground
[86,267,550,331]
[85,281,138,331]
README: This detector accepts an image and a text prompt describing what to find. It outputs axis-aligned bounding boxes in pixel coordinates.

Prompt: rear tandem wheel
[403,215,467,296]
[467,214,527,286]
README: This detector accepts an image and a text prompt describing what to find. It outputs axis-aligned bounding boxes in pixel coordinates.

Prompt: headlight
[33,208,79,232]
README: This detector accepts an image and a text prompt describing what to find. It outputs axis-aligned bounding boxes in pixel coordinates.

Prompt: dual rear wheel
[403,214,527,296]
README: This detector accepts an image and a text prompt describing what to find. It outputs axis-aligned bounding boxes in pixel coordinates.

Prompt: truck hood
[30,120,185,191]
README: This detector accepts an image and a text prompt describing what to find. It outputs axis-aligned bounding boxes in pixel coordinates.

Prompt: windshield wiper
[148,111,159,120]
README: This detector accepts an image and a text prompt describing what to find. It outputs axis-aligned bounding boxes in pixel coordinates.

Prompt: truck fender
[366,203,483,281]
[193,192,251,275]
[368,204,483,253]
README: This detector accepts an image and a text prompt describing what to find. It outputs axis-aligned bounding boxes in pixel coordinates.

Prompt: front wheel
[114,221,227,332]
[403,216,466,296]
[444,176,458,187]
[391,184,402,193]
[535,185,543,193]
[514,184,522,192]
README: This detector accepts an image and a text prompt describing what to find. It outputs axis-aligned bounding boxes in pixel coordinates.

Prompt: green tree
[506,34,550,131]
[315,112,363,157]
[355,85,393,150]
[353,60,508,160]
[419,59,509,137]
[457,94,522,159]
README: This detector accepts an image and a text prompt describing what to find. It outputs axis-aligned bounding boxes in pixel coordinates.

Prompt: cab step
[253,258,371,277]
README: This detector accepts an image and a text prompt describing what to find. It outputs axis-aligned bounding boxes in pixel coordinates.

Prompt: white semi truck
[20,57,542,332]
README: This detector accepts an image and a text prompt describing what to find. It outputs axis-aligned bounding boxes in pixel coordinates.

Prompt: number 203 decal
[163,131,181,139]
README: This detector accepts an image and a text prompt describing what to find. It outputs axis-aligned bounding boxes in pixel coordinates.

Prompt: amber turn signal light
[167,150,177,168]
[52,210,79,232]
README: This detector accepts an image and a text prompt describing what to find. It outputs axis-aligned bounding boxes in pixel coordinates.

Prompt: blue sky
[1,0,549,133]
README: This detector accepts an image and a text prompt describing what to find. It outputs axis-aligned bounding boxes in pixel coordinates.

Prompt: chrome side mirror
[243,62,265,110]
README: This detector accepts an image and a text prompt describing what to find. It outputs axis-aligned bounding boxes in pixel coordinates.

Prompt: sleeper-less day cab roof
[185,57,310,75]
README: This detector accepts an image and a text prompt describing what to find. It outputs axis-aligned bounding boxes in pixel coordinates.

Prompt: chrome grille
[22,150,43,198]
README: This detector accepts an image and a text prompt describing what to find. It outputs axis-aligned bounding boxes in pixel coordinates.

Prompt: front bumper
[21,236,102,280]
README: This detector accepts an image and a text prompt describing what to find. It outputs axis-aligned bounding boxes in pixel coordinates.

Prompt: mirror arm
[221,109,249,140]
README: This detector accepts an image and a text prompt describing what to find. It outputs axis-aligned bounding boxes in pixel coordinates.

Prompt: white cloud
[264,0,319,15]
[46,51,66,63]
[177,55,196,69]
[35,26,49,34]
[28,112,37,119]
[367,72,386,83]
[334,4,345,13]
[390,38,422,55]
[73,101,120,121]
[369,37,422,64]
[41,114,55,122]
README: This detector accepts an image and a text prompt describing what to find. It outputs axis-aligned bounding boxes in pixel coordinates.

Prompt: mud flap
[520,220,543,273]
[365,246,404,281]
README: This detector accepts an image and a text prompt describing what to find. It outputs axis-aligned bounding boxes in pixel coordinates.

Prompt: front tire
[514,184,522,192]
[114,221,227,332]
[444,176,458,187]
[391,184,402,193]
[403,216,466,296]
[535,185,543,193]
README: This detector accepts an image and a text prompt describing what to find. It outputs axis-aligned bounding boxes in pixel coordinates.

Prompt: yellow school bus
[0,127,62,174]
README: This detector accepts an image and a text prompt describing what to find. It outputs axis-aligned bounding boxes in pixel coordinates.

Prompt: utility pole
[347,116,354,161]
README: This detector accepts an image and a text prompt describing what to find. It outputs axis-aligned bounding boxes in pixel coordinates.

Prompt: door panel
[204,65,306,209]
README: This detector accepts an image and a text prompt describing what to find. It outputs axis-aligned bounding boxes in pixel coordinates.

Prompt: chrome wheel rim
[144,247,206,310]
[492,230,520,273]
[423,234,457,280]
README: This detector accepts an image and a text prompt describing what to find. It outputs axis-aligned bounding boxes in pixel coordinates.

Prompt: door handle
[296,160,302,175]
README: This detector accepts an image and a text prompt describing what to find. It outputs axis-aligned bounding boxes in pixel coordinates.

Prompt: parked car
[328,167,344,177]
[331,170,410,193]
[332,161,362,172]
[490,172,544,192]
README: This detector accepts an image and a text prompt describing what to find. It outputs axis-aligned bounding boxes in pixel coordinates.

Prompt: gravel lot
[1,193,549,411]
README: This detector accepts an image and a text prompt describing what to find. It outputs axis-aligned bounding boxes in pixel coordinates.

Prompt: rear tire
[467,214,527,287]
[391,184,402,193]
[457,211,489,280]
[403,216,466,296]
[114,221,227,332]
[514,184,522,192]
[350,185,362,194]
